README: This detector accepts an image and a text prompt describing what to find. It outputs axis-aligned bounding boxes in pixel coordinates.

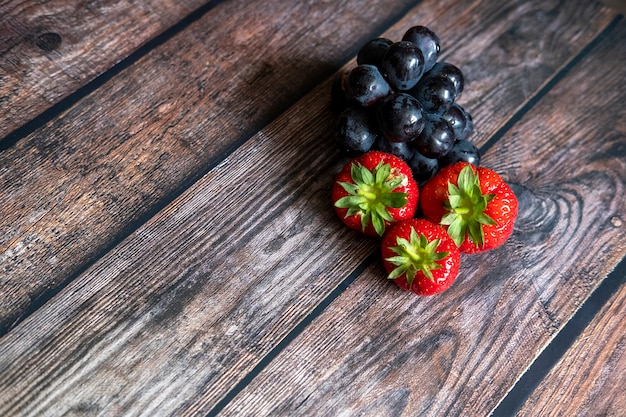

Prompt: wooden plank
[0,80,369,417]
[600,0,626,15]
[213,20,626,416]
[0,0,206,140]
[0,0,615,338]
[0,1,623,415]
[517,280,626,417]
[0,1,620,416]
[0,0,423,333]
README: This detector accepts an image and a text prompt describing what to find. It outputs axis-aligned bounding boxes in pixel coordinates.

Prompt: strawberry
[332,151,418,237]
[420,162,518,254]
[381,219,460,295]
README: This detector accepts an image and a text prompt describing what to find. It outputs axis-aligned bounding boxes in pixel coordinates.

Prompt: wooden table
[1,0,625,415]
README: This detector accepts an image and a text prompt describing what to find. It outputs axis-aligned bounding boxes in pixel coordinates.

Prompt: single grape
[409,75,456,113]
[335,107,379,155]
[457,109,474,141]
[438,139,481,166]
[425,62,464,98]
[376,93,425,143]
[380,41,425,91]
[407,150,439,183]
[401,26,440,72]
[344,64,390,107]
[412,113,455,158]
[357,38,393,67]
[373,135,414,160]
[442,103,468,139]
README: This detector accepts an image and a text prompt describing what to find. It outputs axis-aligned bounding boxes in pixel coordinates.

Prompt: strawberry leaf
[386,227,449,287]
[375,161,391,183]
[334,161,409,236]
[338,181,359,195]
[441,165,496,247]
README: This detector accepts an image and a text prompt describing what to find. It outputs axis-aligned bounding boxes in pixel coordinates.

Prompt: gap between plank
[0,0,226,151]
[480,15,623,156]
[204,252,379,417]
[1,5,621,415]
[0,0,420,152]
[491,255,626,417]
[488,16,625,416]
[0,0,227,335]
[202,15,624,416]
[0,0,423,336]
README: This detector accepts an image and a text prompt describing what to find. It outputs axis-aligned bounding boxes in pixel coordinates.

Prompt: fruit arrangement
[331,26,479,184]
[330,27,518,295]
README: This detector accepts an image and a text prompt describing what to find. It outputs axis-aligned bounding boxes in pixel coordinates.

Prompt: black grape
[380,41,425,91]
[357,38,393,67]
[344,64,390,107]
[442,103,469,139]
[425,62,464,99]
[412,113,455,158]
[457,109,474,141]
[407,150,439,183]
[335,107,379,155]
[409,75,456,113]
[376,93,425,143]
[438,139,481,166]
[402,26,440,72]
[373,136,415,160]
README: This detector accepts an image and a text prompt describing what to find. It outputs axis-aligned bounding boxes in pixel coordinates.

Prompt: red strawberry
[381,219,460,295]
[420,162,518,254]
[332,151,418,237]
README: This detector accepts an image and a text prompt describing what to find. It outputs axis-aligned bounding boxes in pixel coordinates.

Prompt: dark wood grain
[0,0,206,140]
[0,0,423,333]
[0,84,370,416]
[214,20,626,416]
[0,2,623,417]
[517,281,626,417]
[0,0,615,337]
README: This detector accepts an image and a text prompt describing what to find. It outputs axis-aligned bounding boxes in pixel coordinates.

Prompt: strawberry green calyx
[440,164,496,247]
[334,161,408,236]
[385,227,449,288]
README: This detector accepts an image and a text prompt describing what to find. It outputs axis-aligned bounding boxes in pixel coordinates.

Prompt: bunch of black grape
[331,26,480,183]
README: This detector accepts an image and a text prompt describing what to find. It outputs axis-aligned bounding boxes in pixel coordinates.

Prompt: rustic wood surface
[0,0,616,337]
[517,279,626,417]
[0,0,427,333]
[0,0,206,140]
[0,0,624,415]
[217,18,626,416]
